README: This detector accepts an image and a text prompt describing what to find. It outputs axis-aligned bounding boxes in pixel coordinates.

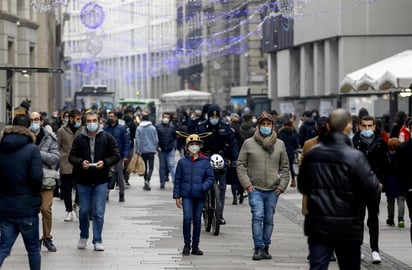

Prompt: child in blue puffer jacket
[173,134,214,256]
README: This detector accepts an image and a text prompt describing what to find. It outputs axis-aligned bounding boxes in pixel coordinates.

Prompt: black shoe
[262,246,272,259]
[386,219,395,226]
[239,194,244,204]
[232,197,237,205]
[253,247,264,260]
[191,247,203,255]
[182,244,190,256]
[43,238,57,252]
[143,181,151,191]
[160,183,165,189]
[219,217,226,225]
[119,192,125,202]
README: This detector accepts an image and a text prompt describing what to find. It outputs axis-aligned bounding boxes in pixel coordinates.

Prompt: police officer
[195,104,239,225]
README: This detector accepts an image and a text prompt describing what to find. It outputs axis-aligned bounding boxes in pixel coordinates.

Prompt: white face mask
[188,145,200,154]
[162,117,170,124]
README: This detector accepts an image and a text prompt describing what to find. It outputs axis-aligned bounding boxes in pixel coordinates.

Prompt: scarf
[253,129,276,154]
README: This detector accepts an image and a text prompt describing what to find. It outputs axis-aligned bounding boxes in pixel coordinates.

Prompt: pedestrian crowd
[0,101,412,270]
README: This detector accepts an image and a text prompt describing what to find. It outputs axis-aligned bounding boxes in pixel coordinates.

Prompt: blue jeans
[248,189,278,248]
[308,238,361,270]
[77,183,107,244]
[158,150,176,185]
[0,216,41,270]
[182,198,204,247]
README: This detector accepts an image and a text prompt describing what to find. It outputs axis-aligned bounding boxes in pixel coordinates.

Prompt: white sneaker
[94,243,104,251]
[77,238,87,249]
[371,251,382,264]
[64,211,73,222]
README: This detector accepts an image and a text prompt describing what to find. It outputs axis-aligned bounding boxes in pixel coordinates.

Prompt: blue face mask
[260,127,272,137]
[360,129,374,138]
[209,118,219,125]
[74,122,81,128]
[31,123,40,132]
[87,123,98,132]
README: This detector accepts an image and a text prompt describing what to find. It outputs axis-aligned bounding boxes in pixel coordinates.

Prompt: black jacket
[394,139,412,192]
[69,129,120,186]
[298,132,381,241]
[155,122,176,152]
[352,131,390,184]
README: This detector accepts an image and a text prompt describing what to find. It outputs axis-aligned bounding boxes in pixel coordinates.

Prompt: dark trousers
[361,193,381,252]
[308,238,361,270]
[60,174,78,212]
[406,191,412,243]
[182,198,204,247]
[141,152,155,182]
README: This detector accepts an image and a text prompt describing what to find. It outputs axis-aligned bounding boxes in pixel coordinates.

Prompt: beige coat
[237,135,290,192]
[57,125,83,174]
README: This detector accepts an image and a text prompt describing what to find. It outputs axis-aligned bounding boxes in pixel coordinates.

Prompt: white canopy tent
[340,50,412,93]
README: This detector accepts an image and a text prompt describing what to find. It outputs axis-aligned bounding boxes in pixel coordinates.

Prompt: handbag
[42,168,59,190]
[107,166,117,190]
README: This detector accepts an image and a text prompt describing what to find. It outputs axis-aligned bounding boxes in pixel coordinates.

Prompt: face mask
[107,118,114,125]
[360,129,374,138]
[209,118,219,125]
[74,122,81,128]
[64,118,69,124]
[252,119,257,124]
[188,145,200,154]
[31,123,40,132]
[162,118,170,125]
[204,115,208,120]
[260,127,272,137]
[87,123,99,132]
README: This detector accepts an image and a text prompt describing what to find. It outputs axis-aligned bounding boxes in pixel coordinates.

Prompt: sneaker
[219,217,226,225]
[371,251,382,264]
[94,243,104,251]
[43,239,57,252]
[77,238,87,249]
[398,220,405,228]
[73,204,80,218]
[143,181,151,191]
[64,211,73,222]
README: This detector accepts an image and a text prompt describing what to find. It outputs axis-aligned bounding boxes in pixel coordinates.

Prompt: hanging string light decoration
[277,0,307,19]
[80,1,105,29]
[31,0,63,13]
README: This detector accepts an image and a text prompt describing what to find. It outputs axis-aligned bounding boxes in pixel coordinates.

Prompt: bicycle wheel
[203,191,212,232]
[211,182,221,236]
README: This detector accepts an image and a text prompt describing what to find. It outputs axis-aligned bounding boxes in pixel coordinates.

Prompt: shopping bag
[126,153,139,174]
[136,155,145,176]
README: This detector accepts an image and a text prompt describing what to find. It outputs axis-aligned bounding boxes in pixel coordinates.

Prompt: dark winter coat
[298,119,317,147]
[394,139,412,192]
[173,155,215,200]
[69,128,120,186]
[104,122,130,159]
[0,126,42,217]
[155,122,177,152]
[298,132,381,241]
[352,130,390,184]
[278,126,299,160]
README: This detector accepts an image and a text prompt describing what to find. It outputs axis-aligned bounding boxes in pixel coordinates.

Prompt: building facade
[0,1,60,121]
[63,0,180,109]
[263,0,412,120]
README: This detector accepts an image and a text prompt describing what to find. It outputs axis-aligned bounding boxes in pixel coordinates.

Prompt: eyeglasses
[30,118,40,122]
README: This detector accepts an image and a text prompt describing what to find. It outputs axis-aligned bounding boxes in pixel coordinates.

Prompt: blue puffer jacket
[173,155,215,199]
[104,122,130,159]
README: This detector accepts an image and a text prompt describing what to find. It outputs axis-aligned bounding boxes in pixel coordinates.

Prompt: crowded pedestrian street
[2,158,411,270]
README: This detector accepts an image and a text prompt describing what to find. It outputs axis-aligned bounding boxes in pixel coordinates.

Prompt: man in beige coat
[237,112,290,261]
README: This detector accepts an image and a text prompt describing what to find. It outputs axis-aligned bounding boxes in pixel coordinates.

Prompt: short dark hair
[329,109,351,132]
[69,109,82,119]
[12,114,31,128]
[360,115,375,124]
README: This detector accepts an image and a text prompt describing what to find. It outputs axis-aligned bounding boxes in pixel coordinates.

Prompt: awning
[339,50,412,93]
